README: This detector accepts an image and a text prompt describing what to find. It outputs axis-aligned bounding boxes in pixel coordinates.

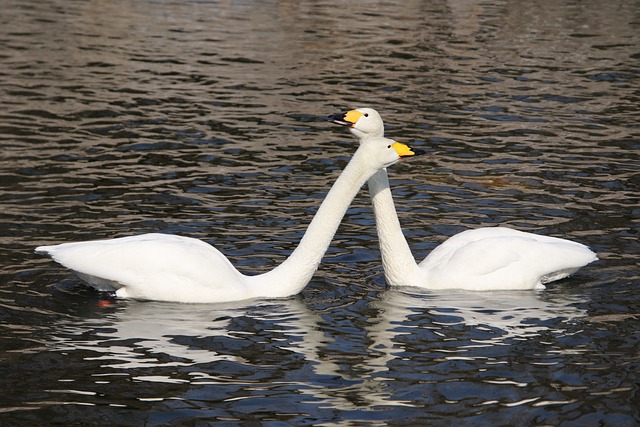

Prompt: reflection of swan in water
[49,298,336,370]
[363,288,588,375]
[51,301,247,369]
[45,297,418,408]
[45,289,586,409]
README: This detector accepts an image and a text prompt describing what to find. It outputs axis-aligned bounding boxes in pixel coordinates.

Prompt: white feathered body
[417,227,598,290]
[35,136,418,303]
[36,234,252,303]
[332,107,598,291]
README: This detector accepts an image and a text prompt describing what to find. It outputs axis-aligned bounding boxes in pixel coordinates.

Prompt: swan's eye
[387,145,391,148]
[364,113,369,117]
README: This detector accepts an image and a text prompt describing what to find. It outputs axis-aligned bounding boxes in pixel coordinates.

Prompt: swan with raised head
[36,136,422,303]
[329,108,597,290]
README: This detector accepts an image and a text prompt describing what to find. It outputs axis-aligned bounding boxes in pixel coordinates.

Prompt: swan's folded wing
[421,234,597,290]
[36,233,247,301]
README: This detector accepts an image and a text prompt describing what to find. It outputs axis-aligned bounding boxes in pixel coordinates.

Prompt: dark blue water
[1,0,639,425]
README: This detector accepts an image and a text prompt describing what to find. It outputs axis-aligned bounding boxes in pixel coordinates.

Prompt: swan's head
[328,108,384,141]
[361,136,425,169]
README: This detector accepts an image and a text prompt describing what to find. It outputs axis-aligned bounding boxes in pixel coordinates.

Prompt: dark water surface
[1,0,639,425]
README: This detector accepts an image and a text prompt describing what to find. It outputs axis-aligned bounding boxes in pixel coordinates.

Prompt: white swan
[36,136,422,303]
[329,108,598,290]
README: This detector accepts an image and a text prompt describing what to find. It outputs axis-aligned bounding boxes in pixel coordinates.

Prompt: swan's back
[419,227,598,290]
[36,233,250,302]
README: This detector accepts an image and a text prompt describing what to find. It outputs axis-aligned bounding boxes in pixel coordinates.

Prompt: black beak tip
[412,148,427,156]
[327,114,350,126]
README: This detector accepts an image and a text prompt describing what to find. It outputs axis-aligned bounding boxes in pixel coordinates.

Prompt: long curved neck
[367,169,423,287]
[248,148,375,297]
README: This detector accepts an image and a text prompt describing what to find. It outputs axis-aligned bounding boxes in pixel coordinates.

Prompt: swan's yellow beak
[392,141,425,158]
[328,110,362,127]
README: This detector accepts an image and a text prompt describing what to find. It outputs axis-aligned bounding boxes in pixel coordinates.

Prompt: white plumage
[329,107,597,290]
[36,137,421,303]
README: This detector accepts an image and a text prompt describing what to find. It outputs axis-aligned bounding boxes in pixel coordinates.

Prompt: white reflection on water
[50,298,348,370]
[42,287,589,411]
[45,296,416,408]
[50,301,244,369]
[364,288,588,373]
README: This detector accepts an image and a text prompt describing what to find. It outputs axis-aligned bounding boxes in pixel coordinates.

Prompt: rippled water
[1,0,639,425]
